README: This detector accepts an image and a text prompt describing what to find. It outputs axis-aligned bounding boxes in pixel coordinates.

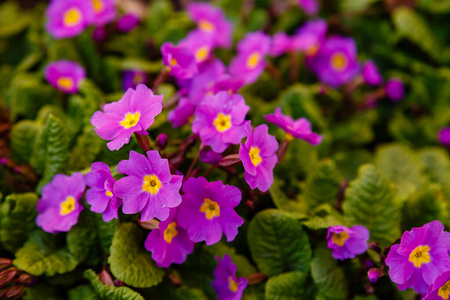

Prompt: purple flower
[298,0,320,15]
[239,122,278,192]
[438,127,450,147]
[90,84,163,151]
[161,42,198,79]
[385,220,450,294]
[362,60,383,86]
[270,32,294,56]
[45,0,94,39]
[92,26,107,42]
[368,268,383,283]
[144,208,195,268]
[84,162,122,222]
[192,91,249,153]
[122,70,148,91]
[177,177,244,245]
[113,150,183,222]
[229,31,271,84]
[212,254,248,300]
[167,97,196,128]
[44,60,86,94]
[326,225,369,260]
[179,30,215,65]
[91,0,116,26]
[423,270,450,300]
[117,13,140,32]
[385,78,405,101]
[188,59,226,104]
[200,148,223,165]
[293,19,327,57]
[187,2,233,48]
[36,172,85,233]
[264,107,323,145]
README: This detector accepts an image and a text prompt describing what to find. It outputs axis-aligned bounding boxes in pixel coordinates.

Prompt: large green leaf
[265,271,309,300]
[248,209,312,276]
[108,223,164,288]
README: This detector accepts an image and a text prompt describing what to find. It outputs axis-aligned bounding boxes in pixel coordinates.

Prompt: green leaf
[68,126,104,170]
[332,111,376,145]
[339,0,380,12]
[205,242,256,277]
[10,120,42,164]
[419,148,450,185]
[69,285,100,300]
[24,283,64,300]
[334,149,372,181]
[0,193,38,252]
[0,2,30,37]
[301,204,344,230]
[84,269,145,300]
[14,230,78,276]
[108,223,164,288]
[265,271,309,300]
[311,246,348,300]
[342,164,401,246]
[248,209,312,277]
[269,178,307,218]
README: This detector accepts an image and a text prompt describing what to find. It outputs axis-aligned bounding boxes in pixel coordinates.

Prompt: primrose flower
[144,208,195,268]
[90,84,163,151]
[423,270,450,300]
[187,2,233,48]
[117,13,140,32]
[177,177,244,245]
[326,225,369,260]
[298,0,320,15]
[438,127,450,147]
[192,91,249,153]
[122,70,147,91]
[179,30,215,65]
[264,107,323,145]
[45,0,95,39]
[294,19,327,57]
[239,122,278,192]
[368,268,383,283]
[385,78,404,101]
[229,31,271,84]
[44,60,86,94]
[113,150,183,222]
[270,32,294,56]
[36,172,85,233]
[385,220,450,294]
[212,254,248,300]
[161,42,198,79]
[168,97,196,128]
[90,0,117,26]
[84,162,122,222]
[188,60,226,104]
[362,60,383,86]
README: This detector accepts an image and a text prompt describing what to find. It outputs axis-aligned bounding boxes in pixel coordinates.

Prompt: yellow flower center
[195,46,210,63]
[120,112,140,129]
[439,280,450,300]
[331,52,348,71]
[200,198,220,220]
[249,146,262,167]
[170,58,177,66]
[228,276,239,293]
[305,43,320,56]
[142,174,162,195]
[63,7,82,27]
[57,77,74,90]
[246,52,261,69]
[213,113,231,132]
[409,245,431,268]
[92,0,104,12]
[60,196,76,215]
[105,190,113,197]
[285,133,294,142]
[163,222,178,244]
[332,231,349,247]
[199,19,215,32]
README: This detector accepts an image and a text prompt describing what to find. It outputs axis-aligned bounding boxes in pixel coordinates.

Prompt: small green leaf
[68,126,104,170]
[419,148,450,185]
[68,285,100,300]
[302,204,344,230]
[265,271,309,300]
[10,120,42,164]
[0,2,30,37]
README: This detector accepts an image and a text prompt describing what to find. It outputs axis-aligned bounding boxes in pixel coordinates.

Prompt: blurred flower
[180,30,215,65]
[145,208,194,268]
[161,42,198,79]
[293,19,327,56]
[385,220,450,294]
[155,133,168,150]
[187,2,233,48]
[423,270,450,300]
[368,268,383,283]
[84,162,122,222]
[362,60,383,86]
[117,13,140,32]
[188,59,226,104]
[36,172,85,233]
[264,107,322,145]
[326,225,369,260]
[438,127,450,147]
[270,32,294,56]
[200,148,223,165]
[239,122,278,192]
[168,97,196,128]
[212,254,248,300]
[122,70,148,91]
[44,60,86,94]
[91,84,163,151]
[92,26,107,42]
[90,0,116,26]
[113,150,183,221]
[298,0,320,15]
[192,91,249,153]
[229,31,271,84]
[385,78,404,101]
[177,177,243,245]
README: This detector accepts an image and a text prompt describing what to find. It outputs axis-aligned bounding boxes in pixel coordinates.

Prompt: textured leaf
[0,193,38,252]
[419,148,450,185]
[302,204,344,230]
[205,242,256,277]
[10,120,42,164]
[14,230,78,276]
[342,164,401,246]
[108,223,164,288]
[270,178,307,218]
[68,126,104,170]
[265,271,309,300]
[68,285,100,300]
[334,150,372,180]
[248,209,312,276]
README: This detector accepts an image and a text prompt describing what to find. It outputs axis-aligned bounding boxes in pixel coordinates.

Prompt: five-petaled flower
[423,270,450,300]
[326,225,369,260]
[44,60,86,94]
[212,254,248,300]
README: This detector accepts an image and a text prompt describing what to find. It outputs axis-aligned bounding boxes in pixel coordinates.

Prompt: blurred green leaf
[68,126,103,171]
[0,2,30,38]
[265,271,309,300]
[10,120,42,164]
[68,285,100,300]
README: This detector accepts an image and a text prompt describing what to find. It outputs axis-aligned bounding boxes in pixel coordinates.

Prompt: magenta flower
[294,19,327,57]
[161,42,198,80]
[438,127,450,147]
[144,208,195,268]
[298,0,320,15]
[36,172,85,233]
[113,150,183,222]
[326,225,369,260]
[423,270,450,300]
[122,70,148,91]
[192,91,249,153]
[187,2,233,48]
[90,84,163,151]
[362,60,383,86]
[264,107,323,145]
[212,254,248,300]
[270,32,295,57]
[188,59,226,104]
[84,162,122,222]
[179,30,215,65]
[200,148,223,165]
[177,177,244,245]
[239,122,278,192]
[90,0,116,26]
[168,97,196,128]
[45,0,95,39]
[385,220,450,294]
[368,268,383,283]
[229,31,271,84]
[385,78,405,101]
[44,60,86,94]
[117,13,140,32]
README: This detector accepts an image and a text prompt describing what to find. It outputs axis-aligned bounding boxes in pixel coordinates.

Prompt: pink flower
[161,42,198,80]
[326,225,369,260]
[212,254,248,300]
[44,60,86,94]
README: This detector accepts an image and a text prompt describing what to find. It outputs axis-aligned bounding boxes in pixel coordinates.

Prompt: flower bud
[155,133,168,150]
[368,268,383,283]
